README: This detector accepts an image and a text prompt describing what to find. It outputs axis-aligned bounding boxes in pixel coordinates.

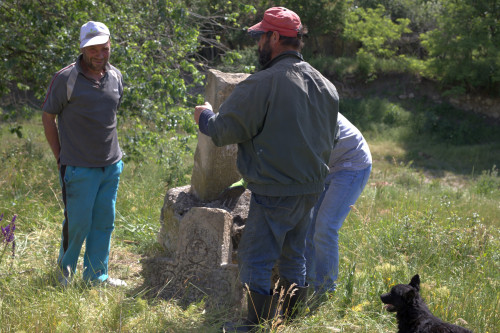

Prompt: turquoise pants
[58,160,123,282]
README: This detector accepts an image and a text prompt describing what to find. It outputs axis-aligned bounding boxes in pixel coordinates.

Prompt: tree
[0,0,225,168]
[420,0,500,95]
[353,0,441,32]
[342,1,410,78]
[0,0,203,110]
[344,2,410,58]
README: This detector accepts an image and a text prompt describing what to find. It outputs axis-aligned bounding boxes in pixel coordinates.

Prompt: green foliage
[420,0,500,95]
[0,0,206,161]
[280,0,347,36]
[217,47,257,73]
[344,2,411,58]
[309,54,425,82]
[341,95,500,149]
[341,97,412,133]
[119,107,197,187]
[474,165,499,196]
[308,55,358,79]
[353,0,442,32]
[0,1,88,99]
[342,1,411,79]
[376,56,426,76]
[410,102,500,145]
[106,1,206,161]
[181,0,258,63]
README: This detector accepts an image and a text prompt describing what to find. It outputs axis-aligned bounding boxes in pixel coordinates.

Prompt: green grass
[1,97,499,332]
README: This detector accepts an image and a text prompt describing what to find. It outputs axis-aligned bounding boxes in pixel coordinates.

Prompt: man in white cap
[194,7,339,331]
[42,21,126,287]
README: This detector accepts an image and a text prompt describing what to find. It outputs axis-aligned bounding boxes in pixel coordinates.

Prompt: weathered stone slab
[157,185,250,258]
[157,185,195,256]
[143,184,251,307]
[190,69,250,202]
[142,69,253,309]
[143,205,243,306]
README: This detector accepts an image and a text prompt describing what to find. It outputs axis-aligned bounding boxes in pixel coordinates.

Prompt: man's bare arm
[42,112,61,168]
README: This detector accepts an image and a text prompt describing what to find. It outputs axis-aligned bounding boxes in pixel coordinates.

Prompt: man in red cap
[194,7,339,331]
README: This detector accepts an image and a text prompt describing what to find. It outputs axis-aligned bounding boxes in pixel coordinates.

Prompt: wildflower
[351,301,370,312]
[1,213,17,260]
[1,215,16,242]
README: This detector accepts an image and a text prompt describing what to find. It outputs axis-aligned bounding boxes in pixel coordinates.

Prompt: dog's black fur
[380,274,472,333]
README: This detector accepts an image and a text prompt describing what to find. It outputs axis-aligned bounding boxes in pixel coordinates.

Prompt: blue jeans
[305,166,371,293]
[58,160,123,282]
[238,192,319,295]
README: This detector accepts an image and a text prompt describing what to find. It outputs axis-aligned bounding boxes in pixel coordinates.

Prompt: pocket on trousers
[117,160,124,174]
[63,166,88,185]
[63,166,75,184]
[253,193,296,213]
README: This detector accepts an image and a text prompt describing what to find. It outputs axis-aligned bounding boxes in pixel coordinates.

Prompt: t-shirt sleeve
[41,71,68,115]
[113,66,124,108]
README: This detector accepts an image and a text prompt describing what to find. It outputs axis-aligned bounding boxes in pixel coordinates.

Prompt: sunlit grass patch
[1,100,498,332]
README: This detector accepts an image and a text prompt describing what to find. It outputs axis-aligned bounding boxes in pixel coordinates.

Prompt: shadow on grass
[125,280,232,332]
[342,96,500,177]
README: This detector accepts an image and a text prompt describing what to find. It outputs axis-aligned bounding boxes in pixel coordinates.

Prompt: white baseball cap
[79,21,110,48]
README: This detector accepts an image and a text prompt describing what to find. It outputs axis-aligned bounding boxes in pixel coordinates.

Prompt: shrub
[474,165,499,196]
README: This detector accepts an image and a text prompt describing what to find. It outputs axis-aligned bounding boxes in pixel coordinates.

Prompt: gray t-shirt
[328,113,372,173]
[42,55,123,167]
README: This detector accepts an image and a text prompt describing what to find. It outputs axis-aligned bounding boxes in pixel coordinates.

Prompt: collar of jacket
[261,50,304,70]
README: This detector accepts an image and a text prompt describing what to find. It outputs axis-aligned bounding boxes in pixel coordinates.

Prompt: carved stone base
[141,185,250,308]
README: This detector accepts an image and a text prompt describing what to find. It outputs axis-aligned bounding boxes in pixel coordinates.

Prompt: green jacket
[207,51,339,196]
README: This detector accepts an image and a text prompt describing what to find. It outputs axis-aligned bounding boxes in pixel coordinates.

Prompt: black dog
[380,274,472,333]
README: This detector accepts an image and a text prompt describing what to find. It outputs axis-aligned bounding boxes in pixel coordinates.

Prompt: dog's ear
[403,288,417,302]
[409,274,420,291]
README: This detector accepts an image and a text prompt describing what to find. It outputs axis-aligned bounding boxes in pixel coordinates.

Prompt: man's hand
[194,101,212,125]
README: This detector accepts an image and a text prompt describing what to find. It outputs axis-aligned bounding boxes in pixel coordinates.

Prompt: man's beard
[258,39,272,67]
[82,53,108,72]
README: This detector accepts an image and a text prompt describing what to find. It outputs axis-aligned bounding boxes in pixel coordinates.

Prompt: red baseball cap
[248,7,302,38]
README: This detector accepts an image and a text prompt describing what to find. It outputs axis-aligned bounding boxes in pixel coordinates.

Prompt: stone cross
[142,69,251,309]
[190,69,251,202]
